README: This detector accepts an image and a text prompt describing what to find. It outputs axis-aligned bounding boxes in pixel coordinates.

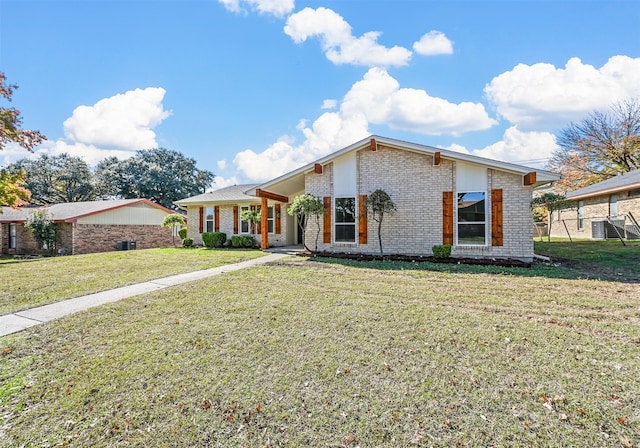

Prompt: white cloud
[211,175,241,191]
[343,68,497,136]
[284,7,412,67]
[63,87,171,150]
[230,68,497,181]
[1,87,171,168]
[217,0,294,17]
[413,31,453,56]
[450,127,559,169]
[217,159,227,170]
[485,55,640,130]
[322,99,337,109]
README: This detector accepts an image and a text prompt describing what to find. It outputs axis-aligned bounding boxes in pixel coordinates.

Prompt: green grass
[534,238,640,282]
[0,248,265,315]
[1,257,638,447]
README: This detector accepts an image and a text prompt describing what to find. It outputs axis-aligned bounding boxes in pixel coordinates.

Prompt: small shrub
[202,232,226,248]
[182,238,194,247]
[432,244,452,259]
[231,235,257,248]
[241,235,256,248]
[178,228,188,240]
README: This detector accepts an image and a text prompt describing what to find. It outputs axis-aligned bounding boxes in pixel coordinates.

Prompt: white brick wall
[185,203,290,247]
[305,145,535,260]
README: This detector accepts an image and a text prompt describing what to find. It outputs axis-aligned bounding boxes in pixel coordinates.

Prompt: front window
[9,223,16,249]
[205,207,214,232]
[335,197,356,243]
[241,206,249,233]
[267,206,274,234]
[578,201,585,230]
[609,194,618,217]
[457,192,486,245]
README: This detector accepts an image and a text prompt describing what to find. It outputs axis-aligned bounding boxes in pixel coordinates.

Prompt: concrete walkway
[0,251,296,338]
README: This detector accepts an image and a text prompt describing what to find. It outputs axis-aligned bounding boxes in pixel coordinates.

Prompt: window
[267,206,274,234]
[205,207,214,232]
[609,194,618,217]
[241,206,249,233]
[457,192,486,245]
[335,197,356,243]
[578,200,585,230]
[9,223,16,249]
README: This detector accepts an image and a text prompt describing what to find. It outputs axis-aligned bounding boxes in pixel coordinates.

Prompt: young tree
[7,153,97,205]
[530,192,572,255]
[0,73,45,209]
[287,194,325,253]
[240,208,261,235]
[25,208,56,255]
[364,189,397,256]
[161,213,186,247]
[549,98,640,191]
[95,148,215,210]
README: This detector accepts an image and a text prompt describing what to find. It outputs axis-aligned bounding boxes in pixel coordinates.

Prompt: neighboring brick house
[177,136,559,261]
[549,169,640,240]
[0,199,177,256]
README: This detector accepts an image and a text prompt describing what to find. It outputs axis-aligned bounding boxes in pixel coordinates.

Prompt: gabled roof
[245,135,560,197]
[174,184,259,207]
[0,199,173,223]
[566,169,640,200]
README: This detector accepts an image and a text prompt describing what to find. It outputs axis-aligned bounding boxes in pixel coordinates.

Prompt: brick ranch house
[549,169,640,240]
[176,136,559,262]
[1,199,178,256]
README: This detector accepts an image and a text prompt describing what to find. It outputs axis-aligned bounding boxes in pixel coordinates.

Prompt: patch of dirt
[297,251,532,268]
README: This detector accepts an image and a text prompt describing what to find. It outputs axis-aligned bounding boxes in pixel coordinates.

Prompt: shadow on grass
[307,255,589,281]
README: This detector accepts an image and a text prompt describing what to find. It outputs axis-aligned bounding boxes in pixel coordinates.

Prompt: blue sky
[2,0,639,189]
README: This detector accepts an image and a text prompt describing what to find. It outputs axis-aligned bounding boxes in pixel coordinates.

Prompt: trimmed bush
[202,232,226,248]
[182,238,194,247]
[231,235,257,248]
[432,244,452,259]
[241,235,256,248]
[178,227,188,240]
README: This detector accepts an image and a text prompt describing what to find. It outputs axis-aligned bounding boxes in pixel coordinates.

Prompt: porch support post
[261,196,268,250]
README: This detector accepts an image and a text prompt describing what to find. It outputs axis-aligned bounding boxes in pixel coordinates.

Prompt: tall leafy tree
[95,148,215,210]
[364,189,397,256]
[7,153,97,205]
[0,73,45,208]
[549,98,640,192]
[287,194,325,253]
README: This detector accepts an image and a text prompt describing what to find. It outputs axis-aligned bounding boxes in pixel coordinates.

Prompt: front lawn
[0,248,265,315]
[1,257,638,447]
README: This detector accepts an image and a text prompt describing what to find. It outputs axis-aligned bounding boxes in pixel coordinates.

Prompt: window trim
[334,196,357,244]
[9,223,17,249]
[578,200,585,230]
[455,190,488,246]
[240,206,250,234]
[204,207,215,233]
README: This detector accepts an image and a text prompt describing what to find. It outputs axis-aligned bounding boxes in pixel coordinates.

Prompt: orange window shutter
[199,207,204,233]
[442,192,454,245]
[358,194,368,244]
[214,206,220,232]
[233,206,239,234]
[491,189,504,246]
[275,204,281,234]
[323,196,332,243]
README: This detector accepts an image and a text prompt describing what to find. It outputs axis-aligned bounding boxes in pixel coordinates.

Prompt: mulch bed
[298,251,532,268]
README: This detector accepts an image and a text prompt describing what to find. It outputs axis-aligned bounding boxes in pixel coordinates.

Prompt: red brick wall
[0,222,45,255]
[72,224,175,254]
